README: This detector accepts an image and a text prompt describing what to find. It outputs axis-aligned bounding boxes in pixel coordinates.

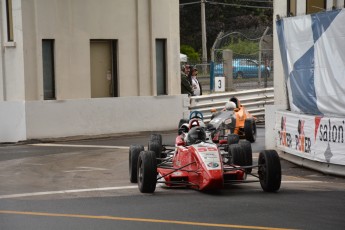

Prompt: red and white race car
[129,126,281,193]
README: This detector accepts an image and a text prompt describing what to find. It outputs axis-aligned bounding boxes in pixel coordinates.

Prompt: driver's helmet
[225,101,236,111]
[186,126,206,145]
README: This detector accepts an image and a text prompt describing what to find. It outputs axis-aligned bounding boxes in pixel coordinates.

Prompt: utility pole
[201,0,207,64]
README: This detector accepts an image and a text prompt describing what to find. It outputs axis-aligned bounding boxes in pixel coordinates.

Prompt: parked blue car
[214,59,270,79]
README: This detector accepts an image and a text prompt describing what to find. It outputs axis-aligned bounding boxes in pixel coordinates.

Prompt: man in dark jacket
[181,65,194,96]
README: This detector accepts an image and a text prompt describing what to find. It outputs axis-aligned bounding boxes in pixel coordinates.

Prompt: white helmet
[225,101,236,111]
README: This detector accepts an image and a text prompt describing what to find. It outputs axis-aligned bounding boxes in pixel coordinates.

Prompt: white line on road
[0,186,138,199]
[0,180,325,199]
[63,167,109,173]
[281,180,322,183]
[30,143,129,149]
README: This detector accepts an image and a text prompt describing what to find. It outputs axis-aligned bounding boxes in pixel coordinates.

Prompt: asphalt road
[0,127,345,230]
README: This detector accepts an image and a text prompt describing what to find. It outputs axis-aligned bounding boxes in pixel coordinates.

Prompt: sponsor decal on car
[207,162,219,168]
[194,144,221,170]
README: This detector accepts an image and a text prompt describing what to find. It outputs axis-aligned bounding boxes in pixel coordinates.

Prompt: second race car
[209,96,257,143]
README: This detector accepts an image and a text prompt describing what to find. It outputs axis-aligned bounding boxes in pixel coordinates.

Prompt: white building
[0,0,187,142]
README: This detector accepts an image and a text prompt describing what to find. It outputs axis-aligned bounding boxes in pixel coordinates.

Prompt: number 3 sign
[214,76,225,92]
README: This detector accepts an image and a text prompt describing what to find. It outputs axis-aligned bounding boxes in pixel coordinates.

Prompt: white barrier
[274,110,345,176]
[275,110,345,166]
[189,87,274,122]
[0,95,189,142]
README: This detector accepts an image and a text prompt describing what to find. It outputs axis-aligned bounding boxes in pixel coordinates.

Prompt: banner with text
[276,111,345,166]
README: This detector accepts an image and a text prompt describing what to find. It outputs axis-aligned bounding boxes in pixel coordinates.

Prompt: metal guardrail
[189,87,274,123]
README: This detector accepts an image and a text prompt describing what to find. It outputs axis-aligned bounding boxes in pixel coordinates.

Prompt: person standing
[190,66,202,96]
[181,65,194,96]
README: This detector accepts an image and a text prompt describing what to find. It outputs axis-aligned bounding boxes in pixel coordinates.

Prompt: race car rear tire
[148,140,162,161]
[227,133,239,145]
[258,150,281,192]
[150,134,162,146]
[138,151,157,193]
[244,118,257,143]
[229,144,245,166]
[129,145,144,183]
[239,140,253,173]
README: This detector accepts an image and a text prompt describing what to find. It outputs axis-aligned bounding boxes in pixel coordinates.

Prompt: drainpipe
[0,1,6,101]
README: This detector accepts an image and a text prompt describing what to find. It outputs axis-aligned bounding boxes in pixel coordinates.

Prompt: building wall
[0,0,183,142]
[1,0,180,101]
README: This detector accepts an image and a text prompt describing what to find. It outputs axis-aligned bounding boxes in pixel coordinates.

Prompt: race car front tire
[129,145,144,183]
[244,118,257,143]
[258,150,281,192]
[138,151,157,193]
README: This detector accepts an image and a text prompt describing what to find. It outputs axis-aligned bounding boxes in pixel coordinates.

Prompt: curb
[278,150,345,177]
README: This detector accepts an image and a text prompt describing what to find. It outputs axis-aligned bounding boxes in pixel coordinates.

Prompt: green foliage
[180,45,200,63]
[224,39,259,55]
[180,0,273,60]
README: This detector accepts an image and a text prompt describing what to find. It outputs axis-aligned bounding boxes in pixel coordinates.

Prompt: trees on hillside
[179,0,273,61]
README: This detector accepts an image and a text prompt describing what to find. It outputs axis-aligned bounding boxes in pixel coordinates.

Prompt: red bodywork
[157,136,245,191]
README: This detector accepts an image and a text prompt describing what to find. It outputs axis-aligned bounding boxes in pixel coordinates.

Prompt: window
[156,39,167,95]
[306,0,326,14]
[287,0,297,16]
[42,40,56,100]
[6,0,14,41]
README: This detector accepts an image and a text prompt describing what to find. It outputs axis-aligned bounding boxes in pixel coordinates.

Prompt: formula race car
[129,128,281,193]
[209,97,257,143]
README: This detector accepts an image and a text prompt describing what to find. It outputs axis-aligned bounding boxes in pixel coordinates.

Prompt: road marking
[22,163,44,166]
[0,179,324,200]
[63,166,109,173]
[0,210,297,230]
[282,180,322,183]
[0,186,137,199]
[30,143,129,149]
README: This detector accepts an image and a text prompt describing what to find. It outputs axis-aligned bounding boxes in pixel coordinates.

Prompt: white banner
[276,9,345,117]
[276,111,345,166]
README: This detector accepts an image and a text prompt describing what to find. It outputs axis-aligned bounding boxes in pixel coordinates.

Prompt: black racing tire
[150,134,162,146]
[148,140,162,161]
[244,118,257,143]
[258,150,281,192]
[227,133,239,145]
[229,144,245,166]
[129,144,144,183]
[239,140,253,173]
[138,151,157,193]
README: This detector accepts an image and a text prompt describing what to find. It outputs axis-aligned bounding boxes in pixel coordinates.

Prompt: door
[90,40,117,98]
